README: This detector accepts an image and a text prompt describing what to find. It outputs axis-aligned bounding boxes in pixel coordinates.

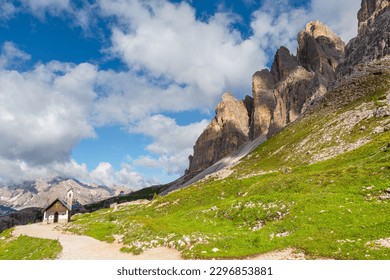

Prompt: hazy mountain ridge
[0,177,130,211]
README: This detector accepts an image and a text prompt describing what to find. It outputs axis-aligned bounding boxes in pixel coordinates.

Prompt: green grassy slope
[65,69,390,260]
[0,228,62,260]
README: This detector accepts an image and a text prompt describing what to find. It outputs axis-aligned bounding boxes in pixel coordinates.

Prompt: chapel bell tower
[67,188,74,211]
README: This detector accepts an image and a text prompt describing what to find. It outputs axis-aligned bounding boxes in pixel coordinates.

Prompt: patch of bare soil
[12,223,182,260]
[247,248,306,260]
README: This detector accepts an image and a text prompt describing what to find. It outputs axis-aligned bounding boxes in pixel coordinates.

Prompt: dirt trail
[12,223,310,260]
[12,223,182,260]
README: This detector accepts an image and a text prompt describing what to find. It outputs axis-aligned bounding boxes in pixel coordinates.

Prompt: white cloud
[134,154,189,175]
[92,70,210,125]
[0,42,31,69]
[251,3,309,54]
[0,43,106,185]
[61,161,156,188]
[0,41,209,186]
[101,0,266,102]
[11,0,96,30]
[0,47,96,166]
[131,115,208,154]
[20,0,71,18]
[0,0,18,20]
[115,163,159,187]
[0,158,152,188]
[89,162,115,186]
[131,115,209,174]
[0,158,53,183]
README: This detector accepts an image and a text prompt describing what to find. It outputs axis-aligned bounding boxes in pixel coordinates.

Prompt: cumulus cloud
[1,0,95,30]
[56,161,157,188]
[0,41,209,186]
[131,115,209,174]
[101,0,266,102]
[0,158,153,188]
[0,60,96,166]
[0,43,100,184]
[0,158,87,185]
[88,162,157,187]
[0,42,31,69]
[20,0,71,18]
[251,1,309,54]
[92,70,209,125]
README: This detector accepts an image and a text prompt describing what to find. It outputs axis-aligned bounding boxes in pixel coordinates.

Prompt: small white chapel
[42,189,74,224]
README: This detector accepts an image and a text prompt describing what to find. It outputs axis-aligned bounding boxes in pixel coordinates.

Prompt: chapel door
[54,212,59,223]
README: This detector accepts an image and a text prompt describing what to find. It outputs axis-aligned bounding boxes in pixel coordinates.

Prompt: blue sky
[0,0,360,188]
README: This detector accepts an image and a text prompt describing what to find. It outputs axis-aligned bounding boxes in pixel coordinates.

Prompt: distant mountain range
[0,177,130,211]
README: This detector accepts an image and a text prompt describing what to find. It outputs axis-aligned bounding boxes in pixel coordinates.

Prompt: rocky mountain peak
[301,21,344,46]
[187,93,251,175]
[214,92,250,130]
[250,21,344,139]
[220,92,235,101]
[297,20,344,76]
[337,0,389,76]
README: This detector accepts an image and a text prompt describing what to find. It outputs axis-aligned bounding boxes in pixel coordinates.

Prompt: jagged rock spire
[250,21,344,139]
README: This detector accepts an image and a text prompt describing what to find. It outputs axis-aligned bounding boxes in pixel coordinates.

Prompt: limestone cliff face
[187,93,252,174]
[251,21,344,139]
[338,0,389,76]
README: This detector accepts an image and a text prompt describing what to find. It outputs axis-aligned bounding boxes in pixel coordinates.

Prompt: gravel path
[12,223,182,260]
[12,223,314,260]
